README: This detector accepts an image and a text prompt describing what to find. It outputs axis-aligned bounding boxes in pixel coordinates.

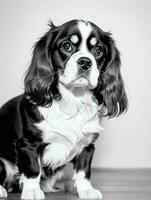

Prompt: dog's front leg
[72,144,103,199]
[16,138,45,200]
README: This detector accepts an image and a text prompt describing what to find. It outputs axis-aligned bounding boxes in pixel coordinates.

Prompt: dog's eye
[95,45,103,57]
[62,42,72,52]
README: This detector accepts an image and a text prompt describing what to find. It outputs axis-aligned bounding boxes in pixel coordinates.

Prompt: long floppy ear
[24,24,60,106]
[93,35,128,117]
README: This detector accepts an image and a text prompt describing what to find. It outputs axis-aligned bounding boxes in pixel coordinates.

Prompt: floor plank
[6,168,151,200]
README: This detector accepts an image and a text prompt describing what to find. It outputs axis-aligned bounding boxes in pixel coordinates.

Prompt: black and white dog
[0,19,128,199]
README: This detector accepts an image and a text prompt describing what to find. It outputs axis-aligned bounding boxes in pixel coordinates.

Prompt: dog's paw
[78,188,103,199]
[21,188,45,200]
[0,185,7,198]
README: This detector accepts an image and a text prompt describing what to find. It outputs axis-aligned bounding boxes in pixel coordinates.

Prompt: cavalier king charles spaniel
[0,19,128,199]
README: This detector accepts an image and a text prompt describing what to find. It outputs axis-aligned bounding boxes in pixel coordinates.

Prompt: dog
[0,19,128,199]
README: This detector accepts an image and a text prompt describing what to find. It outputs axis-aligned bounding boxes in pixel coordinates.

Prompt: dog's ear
[24,25,60,106]
[93,34,128,117]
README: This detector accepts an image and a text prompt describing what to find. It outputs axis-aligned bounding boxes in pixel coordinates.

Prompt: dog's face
[25,19,128,117]
[52,20,102,89]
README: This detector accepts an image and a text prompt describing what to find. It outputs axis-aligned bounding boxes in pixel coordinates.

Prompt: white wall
[0,0,150,168]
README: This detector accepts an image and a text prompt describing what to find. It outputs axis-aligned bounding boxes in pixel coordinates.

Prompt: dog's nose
[77,57,92,70]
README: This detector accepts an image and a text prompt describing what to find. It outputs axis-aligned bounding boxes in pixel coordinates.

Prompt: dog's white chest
[36,87,103,170]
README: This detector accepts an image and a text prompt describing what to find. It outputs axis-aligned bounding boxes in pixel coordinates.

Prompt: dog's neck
[57,82,96,117]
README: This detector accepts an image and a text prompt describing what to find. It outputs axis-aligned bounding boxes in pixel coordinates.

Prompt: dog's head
[24,19,128,117]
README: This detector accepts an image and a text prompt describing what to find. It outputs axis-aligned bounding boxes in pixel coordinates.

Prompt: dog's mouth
[72,76,89,87]
[59,72,95,89]
[68,75,96,90]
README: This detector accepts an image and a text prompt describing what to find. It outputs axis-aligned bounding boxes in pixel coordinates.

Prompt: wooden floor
[6,168,151,200]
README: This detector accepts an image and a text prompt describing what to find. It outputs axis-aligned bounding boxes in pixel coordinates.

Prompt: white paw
[20,174,45,200]
[0,185,7,198]
[21,188,45,200]
[78,188,103,199]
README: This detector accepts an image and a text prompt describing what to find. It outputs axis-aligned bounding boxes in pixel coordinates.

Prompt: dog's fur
[0,19,128,199]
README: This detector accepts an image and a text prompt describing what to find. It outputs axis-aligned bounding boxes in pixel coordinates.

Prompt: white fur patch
[0,185,7,198]
[70,35,79,44]
[20,174,45,200]
[36,83,103,170]
[78,21,92,52]
[90,37,97,46]
[73,171,103,199]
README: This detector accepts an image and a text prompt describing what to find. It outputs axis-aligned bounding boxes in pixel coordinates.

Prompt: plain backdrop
[0,0,150,168]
